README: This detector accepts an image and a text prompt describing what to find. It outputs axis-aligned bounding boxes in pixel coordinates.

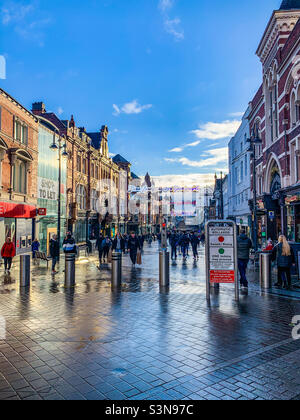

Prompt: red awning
[0,202,36,219]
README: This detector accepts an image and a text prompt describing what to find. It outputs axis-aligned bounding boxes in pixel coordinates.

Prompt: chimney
[32,102,46,115]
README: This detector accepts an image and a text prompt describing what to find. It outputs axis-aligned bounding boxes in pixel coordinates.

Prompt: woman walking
[1,237,16,274]
[272,235,295,290]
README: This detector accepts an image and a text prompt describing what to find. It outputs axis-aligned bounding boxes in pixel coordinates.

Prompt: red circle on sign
[218,236,225,243]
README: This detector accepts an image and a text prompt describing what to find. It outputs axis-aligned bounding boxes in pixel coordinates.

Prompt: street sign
[38,208,47,216]
[205,221,239,302]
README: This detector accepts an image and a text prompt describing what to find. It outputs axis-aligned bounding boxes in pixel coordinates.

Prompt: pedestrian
[112,233,125,253]
[190,232,200,260]
[272,235,295,290]
[63,232,77,254]
[179,232,190,261]
[49,235,60,275]
[32,238,40,262]
[169,231,178,260]
[96,232,104,266]
[1,237,16,274]
[263,239,274,252]
[237,229,253,289]
[128,232,141,266]
[102,237,112,262]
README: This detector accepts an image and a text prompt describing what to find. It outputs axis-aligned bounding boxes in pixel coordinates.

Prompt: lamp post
[50,134,68,260]
[247,129,262,252]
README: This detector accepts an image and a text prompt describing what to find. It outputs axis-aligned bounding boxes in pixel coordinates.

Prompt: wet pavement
[0,243,300,400]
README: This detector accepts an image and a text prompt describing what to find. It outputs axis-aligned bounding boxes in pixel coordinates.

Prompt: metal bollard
[111,252,122,289]
[65,253,76,288]
[159,250,170,288]
[20,254,30,287]
[260,252,272,289]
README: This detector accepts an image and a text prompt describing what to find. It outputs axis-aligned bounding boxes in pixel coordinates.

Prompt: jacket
[1,242,16,258]
[112,237,125,251]
[32,241,40,252]
[63,236,77,254]
[96,236,104,251]
[272,243,295,268]
[128,237,141,252]
[237,234,252,260]
[50,239,60,258]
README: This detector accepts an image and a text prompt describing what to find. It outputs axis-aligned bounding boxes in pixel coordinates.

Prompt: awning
[0,202,36,219]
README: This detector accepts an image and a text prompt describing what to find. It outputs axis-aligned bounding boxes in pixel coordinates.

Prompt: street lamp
[50,132,68,260]
[247,128,262,252]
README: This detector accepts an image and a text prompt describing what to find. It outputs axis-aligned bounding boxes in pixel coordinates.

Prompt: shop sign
[285,194,300,205]
[38,178,58,201]
[269,211,275,220]
[38,208,47,216]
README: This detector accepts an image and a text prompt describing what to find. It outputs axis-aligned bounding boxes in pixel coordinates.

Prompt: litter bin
[259,252,272,289]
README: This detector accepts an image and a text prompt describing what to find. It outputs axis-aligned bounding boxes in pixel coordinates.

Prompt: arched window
[76,185,87,210]
[91,189,99,211]
[291,91,297,126]
[11,149,32,194]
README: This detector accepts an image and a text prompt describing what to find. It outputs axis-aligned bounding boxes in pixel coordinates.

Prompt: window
[13,160,27,194]
[91,189,99,211]
[91,163,95,178]
[76,185,87,210]
[14,119,28,145]
[245,155,248,177]
[77,154,81,172]
[95,166,99,179]
[240,161,244,181]
[82,158,87,175]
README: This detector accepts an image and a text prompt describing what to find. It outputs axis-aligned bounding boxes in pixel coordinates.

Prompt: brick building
[248,0,300,243]
[0,88,38,254]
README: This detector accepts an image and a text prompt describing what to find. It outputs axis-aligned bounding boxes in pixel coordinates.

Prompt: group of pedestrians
[168,231,204,261]
[96,232,144,267]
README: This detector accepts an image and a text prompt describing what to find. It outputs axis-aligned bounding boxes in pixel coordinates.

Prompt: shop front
[285,192,300,243]
[0,202,36,255]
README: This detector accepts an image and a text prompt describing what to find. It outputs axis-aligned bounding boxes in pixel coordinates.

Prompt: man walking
[128,232,141,266]
[190,232,200,260]
[169,231,178,260]
[50,235,60,275]
[237,229,252,289]
[96,233,104,266]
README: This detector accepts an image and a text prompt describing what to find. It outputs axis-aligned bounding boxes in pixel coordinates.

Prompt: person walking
[190,232,200,260]
[169,231,178,260]
[128,232,141,266]
[272,235,295,290]
[237,230,253,289]
[179,232,190,261]
[49,235,60,275]
[32,238,40,263]
[112,233,125,253]
[1,237,16,274]
[96,233,105,265]
[102,237,112,262]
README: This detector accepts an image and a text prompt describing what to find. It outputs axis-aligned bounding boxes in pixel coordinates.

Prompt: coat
[50,239,60,258]
[237,234,252,260]
[1,242,16,258]
[272,243,295,268]
[63,237,76,254]
[112,237,125,251]
[127,237,141,252]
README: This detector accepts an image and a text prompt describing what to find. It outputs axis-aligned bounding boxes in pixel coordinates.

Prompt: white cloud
[113,100,152,116]
[57,107,64,116]
[164,17,184,41]
[158,0,174,13]
[191,120,241,140]
[229,111,244,118]
[151,173,216,188]
[164,147,228,169]
[169,140,201,153]
[158,0,184,42]
[1,2,34,25]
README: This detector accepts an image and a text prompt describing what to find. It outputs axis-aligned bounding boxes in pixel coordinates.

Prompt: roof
[113,154,130,164]
[280,0,300,10]
[131,172,140,180]
[38,112,67,132]
[87,132,102,150]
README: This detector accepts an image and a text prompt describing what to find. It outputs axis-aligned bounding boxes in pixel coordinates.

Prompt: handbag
[137,251,142,265]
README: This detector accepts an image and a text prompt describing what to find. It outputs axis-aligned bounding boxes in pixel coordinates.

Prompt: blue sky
[0,0,282,186]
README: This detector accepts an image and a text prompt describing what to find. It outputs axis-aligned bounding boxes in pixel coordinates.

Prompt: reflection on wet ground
[0,244,300,400]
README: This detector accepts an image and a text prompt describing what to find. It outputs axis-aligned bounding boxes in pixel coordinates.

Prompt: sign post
[205,220,239,302]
